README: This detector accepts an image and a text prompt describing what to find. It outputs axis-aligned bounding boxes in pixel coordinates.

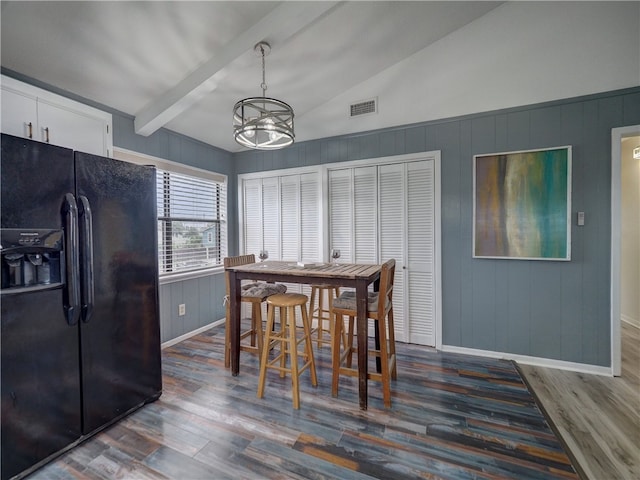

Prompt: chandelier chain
[260,44,267,96]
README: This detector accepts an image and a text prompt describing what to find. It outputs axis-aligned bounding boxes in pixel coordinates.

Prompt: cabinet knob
[27,122,33,139]
[44,127,50,143]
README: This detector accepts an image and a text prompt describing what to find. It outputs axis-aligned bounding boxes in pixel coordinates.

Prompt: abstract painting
[473,146,571,260]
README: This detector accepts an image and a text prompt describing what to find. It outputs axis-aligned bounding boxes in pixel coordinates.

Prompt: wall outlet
[178,304,186,316]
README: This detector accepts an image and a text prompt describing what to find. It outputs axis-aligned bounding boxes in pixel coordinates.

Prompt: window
[113,148,228,278]
[157,169,227,275]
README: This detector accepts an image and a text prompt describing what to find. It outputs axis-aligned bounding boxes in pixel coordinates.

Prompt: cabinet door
[37,99,107,156]
[1,76,112,157]
[1,87,37,139]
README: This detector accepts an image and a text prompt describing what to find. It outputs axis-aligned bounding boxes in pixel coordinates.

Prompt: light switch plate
[577,211,585,226]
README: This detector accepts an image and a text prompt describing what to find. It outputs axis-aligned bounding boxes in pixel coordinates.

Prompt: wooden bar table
[226,261,382,410]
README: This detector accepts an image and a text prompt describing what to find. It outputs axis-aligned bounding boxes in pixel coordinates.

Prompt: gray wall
[7,66,640,364]
[112,113,233,343]
[234,87,640,367]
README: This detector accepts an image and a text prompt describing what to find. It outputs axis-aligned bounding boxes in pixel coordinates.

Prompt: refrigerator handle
[78,196,95,323]
[62,193,81,326]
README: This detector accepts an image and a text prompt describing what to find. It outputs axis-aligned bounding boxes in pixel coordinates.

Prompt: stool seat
[267,293,307,307]
[333,291,379,311]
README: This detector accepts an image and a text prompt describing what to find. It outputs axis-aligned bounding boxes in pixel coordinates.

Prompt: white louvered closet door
[241,178,263,319]
[300,172,320,264]
[280,175,300,262]
[406,160,435,345]
[328,159,436,346]
[378,163,407,342]
[241,172,322,307]
[328,169,353,263]
[279,175,303,298]
[261,177,280,261]
[298,172,321,307]
[243,178,263,258]
[354,166,378,263]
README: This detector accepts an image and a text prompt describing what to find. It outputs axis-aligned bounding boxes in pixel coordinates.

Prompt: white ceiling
[1,1,502,153]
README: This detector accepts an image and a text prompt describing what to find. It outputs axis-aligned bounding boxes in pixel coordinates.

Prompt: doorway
[611,125,640,376]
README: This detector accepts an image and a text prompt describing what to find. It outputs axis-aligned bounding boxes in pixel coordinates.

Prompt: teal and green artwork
[474,146,571,260]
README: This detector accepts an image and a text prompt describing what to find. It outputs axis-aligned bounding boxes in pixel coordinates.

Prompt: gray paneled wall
[112,114,232,175]
[158,274,227,344]
[9,66,639,361]
[235,87,640,367]
[111,113,234,343]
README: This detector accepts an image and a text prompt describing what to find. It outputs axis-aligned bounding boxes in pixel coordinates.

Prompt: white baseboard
[621,314,640,329]
[161,321,617,377]
[161,318,225,349]
[440,344,613,377]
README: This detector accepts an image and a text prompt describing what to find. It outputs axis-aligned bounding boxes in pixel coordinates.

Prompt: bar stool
[257,293,318,409]
[331,259,397,408]
[224,255,286,368]
[308,284,341,350]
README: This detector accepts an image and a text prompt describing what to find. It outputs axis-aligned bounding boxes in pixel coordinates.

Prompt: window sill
[159,266,224,285]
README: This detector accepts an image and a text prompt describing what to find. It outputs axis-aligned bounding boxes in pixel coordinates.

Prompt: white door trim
[611,124,640,376]
[434,152,442,350]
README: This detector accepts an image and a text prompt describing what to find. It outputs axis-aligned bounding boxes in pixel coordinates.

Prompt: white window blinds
[157,169,227,275]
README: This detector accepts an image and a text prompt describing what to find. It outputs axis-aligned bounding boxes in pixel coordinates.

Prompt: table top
[226,261,382,280]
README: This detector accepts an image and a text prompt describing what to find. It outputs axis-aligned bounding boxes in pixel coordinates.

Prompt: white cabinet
[1,75,112,157]
[1,86,38,139]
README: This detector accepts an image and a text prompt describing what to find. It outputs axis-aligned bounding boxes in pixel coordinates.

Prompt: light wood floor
[519,321,640,480]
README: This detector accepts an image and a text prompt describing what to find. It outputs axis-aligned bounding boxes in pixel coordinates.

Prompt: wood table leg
[229,271,241,376]
[356,279,368,410]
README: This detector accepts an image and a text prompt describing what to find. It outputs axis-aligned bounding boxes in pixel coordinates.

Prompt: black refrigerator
[0,133,162,480]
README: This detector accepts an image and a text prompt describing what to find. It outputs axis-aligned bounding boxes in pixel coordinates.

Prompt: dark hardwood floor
[27,322,579,479]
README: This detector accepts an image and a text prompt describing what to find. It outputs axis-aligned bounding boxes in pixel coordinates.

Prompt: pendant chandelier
[233,42,294,150]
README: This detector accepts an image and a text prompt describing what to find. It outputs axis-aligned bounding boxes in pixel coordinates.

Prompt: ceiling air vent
[349,97,377,118]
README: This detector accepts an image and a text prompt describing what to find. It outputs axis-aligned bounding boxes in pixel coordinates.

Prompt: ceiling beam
[134,1,339,137]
